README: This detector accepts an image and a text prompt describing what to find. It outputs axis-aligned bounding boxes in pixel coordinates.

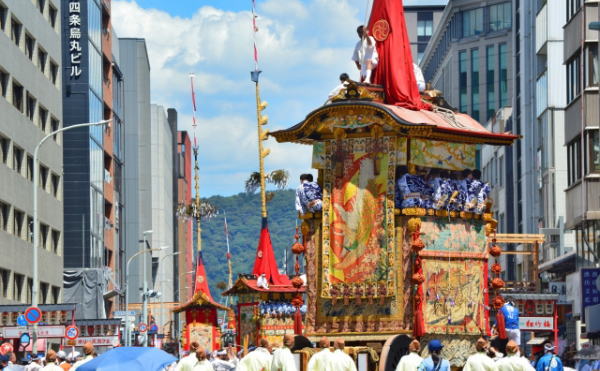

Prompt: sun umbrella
[77,347,177,371]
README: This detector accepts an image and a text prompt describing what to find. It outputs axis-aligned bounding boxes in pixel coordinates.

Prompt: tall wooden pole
[193,146,202,254]
[252,70,269,219]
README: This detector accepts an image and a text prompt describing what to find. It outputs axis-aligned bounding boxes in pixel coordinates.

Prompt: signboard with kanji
[74,336,119,347]
[519,317,554,331]
[3,326,65,339]
[582,268,600,311]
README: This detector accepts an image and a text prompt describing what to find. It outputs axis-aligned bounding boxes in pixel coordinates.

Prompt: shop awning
[538,251,576,274]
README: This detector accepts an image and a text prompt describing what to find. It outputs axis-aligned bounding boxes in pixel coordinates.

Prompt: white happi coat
[395,352,423,371]
[463,352,498,371]
[237,347,272,371]
[271,347,296,371]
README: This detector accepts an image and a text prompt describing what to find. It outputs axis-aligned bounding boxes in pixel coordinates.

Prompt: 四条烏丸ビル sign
[67,1,83,78]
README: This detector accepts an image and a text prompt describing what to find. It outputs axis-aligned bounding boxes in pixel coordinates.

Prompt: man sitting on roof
[327,73,350,103]
[352,26,378,84]
[295,174,322,215]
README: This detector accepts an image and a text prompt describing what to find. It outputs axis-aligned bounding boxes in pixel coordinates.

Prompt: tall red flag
[368,0,431,110]
[252,218,290,286]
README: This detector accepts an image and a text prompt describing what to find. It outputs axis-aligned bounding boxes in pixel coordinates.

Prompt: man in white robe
[211,348,238,371]
[271,334,297,371]
[307,337,335,371]
[176,342,201,371]
[352,26,378,83]
[192,348,215,371]
[496,341,535,371]
[332,338,356,371]
[395,340,423,371]
[463,338,498,371]
[238,339,272,371]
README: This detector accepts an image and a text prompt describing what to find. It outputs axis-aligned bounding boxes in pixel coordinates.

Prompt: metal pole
[142,234,148,346]
[32,119,110,353]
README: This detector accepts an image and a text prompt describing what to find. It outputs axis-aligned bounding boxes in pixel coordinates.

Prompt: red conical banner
[193,251,214,300]
[252,218,290,286]
[368,0,431,110]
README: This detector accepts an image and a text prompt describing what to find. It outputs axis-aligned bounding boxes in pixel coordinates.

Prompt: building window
[567,137,582,185]
[13,209,24,239]
[489,2,512,32]
[13,274,24,302]
[40,223,48,249]
[38,106,48,132]
[0,69,8,97]
[567,55,581,103]
[40,164,49,190]
[461,8,483,38]
[586,44,599,88]
[37,0,45,14]
[12,80,23,112]
[0,134,9,165]
[471,48,480,121]
[10,17,22,47]
[417,12,433,37]
[26,93,36,121]
[0,268,8,298]
[38,48,47,74]
[567,0,581,23]
[26,216,33,242]
[0,200,9,231]
[49,60,58,85]
[485,45,496,120]
[12,146,23,173]
[51,229,60,254]
[50,117,60,142]
[51,286,60,303]
[51,173,60,198]
[0,3,7,31]
[48,4,57,28]
[499,43,508,108]
[459,50,468,113]
[588,130,600,174]
[25,33,35,60]
[26,155,33,182]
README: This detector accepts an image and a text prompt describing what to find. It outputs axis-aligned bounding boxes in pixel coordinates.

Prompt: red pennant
[252,220,290,286]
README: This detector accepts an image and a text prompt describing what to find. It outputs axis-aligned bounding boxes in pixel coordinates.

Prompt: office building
[61,0,124,318]
[0,0,64,305]
[149,104,177,336]
[535,1,575,282]
[119,37,152,308]
[403,0,447,64]
[176,131,193,306]
[563,1,599,267]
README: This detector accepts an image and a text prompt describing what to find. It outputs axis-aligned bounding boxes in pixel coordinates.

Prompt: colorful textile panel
[410,138,476,170]
[422,258,486,335]
[418,217,488,258]
[321,137,396,298]
[312,142,326,169]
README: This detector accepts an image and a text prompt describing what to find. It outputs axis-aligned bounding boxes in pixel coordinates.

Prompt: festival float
[268,0,519,367]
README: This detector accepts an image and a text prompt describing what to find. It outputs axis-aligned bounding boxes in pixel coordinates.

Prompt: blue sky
[112,0,367,197]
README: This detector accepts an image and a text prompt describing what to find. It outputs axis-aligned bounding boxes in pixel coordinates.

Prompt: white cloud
[112,0,365,195]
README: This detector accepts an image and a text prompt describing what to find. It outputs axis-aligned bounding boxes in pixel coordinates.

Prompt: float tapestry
[321,137,396,298]
[419,218,487,258]
[312,142,326,169]
[396,136,407,165]
[410,138,476,170]
[422,258,486,335]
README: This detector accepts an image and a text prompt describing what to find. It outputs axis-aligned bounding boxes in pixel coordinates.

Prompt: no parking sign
[65,325,79,340]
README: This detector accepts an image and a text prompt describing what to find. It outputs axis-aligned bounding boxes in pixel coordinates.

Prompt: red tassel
[294,308,303,335]
[496,310,507,339]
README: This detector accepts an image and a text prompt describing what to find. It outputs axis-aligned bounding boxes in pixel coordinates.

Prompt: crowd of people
[396,167,492,214]
[0,342,97,371]
[395,338,565,371]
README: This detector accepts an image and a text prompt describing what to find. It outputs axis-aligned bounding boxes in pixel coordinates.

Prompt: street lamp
[124,244,165,346]
[157,251,180,339]
[141,230,153,346]
[32,119,111,353]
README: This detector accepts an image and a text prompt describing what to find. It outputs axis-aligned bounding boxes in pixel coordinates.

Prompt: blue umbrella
[77,347,177,371]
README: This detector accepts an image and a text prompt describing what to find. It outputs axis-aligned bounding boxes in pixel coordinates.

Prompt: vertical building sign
[68,1,82,78]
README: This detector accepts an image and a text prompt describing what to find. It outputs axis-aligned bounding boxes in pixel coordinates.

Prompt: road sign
[138,323,148,333]
[65,325,79,340]
[24,307,42,324]
[17,314,28,327]
[19,333,30,347]
[113,310,136,317]
[0,342,13,355]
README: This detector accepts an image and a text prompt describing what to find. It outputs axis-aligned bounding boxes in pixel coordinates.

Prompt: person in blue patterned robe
[423,169,441,209]
[476,178,492,214]
[448,169,471,211]
[396,167,427,208]
[295,173,322,214]
[433,171,453,210]
[465,169,484,212]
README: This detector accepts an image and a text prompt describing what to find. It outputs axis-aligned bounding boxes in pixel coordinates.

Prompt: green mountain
[196,189,298,302]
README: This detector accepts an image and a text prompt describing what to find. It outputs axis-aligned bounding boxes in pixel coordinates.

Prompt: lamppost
[32,119,111,353]
[157,251,180,339]
[140,230,153,346]
[124,243,165,346]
